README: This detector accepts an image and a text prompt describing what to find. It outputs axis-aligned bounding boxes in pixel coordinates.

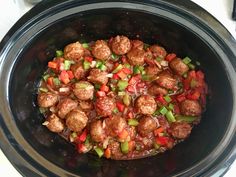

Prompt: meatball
[90,120,106,142]
[156,72,177,90]
[64,42,84,61]
[135,95,157,115]
[137,116,157,136]
[148,85,168,96]
[169,58,189,75]
[108,141,123,159]
[57,98,78,119]
[111,35,131,55]
[71,62,86,80]
[105,116,127,137]
[79,101,93,111]
[73,81,94,100]
[95,96,116,117]
[37,92,58,108]
[170,122,192,139]
[92,40,111,60]
[127,48,145,66]
[145,65,162,76]
[180,99,202,116]
[158,117,170,130]
[66,109,88,132]
[44,114,65,133]
[88,69,108,85]
[150,45,167,58]
[131,40,144,50]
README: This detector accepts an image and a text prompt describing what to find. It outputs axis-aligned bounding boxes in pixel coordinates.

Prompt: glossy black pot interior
[1,0,236,177]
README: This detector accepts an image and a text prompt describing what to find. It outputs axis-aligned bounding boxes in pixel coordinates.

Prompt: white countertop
[0,0,235,176]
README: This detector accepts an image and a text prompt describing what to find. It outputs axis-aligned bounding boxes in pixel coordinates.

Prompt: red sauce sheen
[37,35,208,160]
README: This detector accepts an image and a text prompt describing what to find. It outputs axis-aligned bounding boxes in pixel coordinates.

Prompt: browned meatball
[95,96,116,117]
[131,40,144,50]
[137,116,157,136]
[37,92,58,108]
[90,120,106,142]
[92,40,111,60]
[145,65,162,76]
[71,62,86,80]
[88,69,108,85]
[44,114,65,133]
[169,58,189,75]
[135,95,157,115]
[111,35,131,55]
[158,117,170,130]
[79,101,93,111]
[57,98,78,118]
[180,99,202,116]
[105,116,127,137]
[156,72,177,90]
[150,45,167,58]
[108,141,123,159]
[66,109,88,132]
[169,122,192,139]
[73,81,94,100]
[148,85,168,96]
[64,42,84,61]
[127,48,145,66]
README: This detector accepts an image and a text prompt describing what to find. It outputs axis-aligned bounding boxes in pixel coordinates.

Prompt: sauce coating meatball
[145,65,162,76]
[66,109,88,132]
[131,40,144,50]
[135,95,157,115]
[169,58,189,75]
[64,42,84,61]
[71,62,86,80]
[90,120,106,142]
[44,114,65,133]
[73,81,94,100]
[92,40,111,60]
[88,69,108,85]
[169,122,192,139]
[156,72,177,90]
[180,99,202,116]
[148,85,168,96]
[111,35,131,55]
[57,98,78,119]
[105,116,127,137]
[95,96,116,117]
[37,92,58,108]
[137,116,157,136]
[150,45,167,58]
[127,48,145,66]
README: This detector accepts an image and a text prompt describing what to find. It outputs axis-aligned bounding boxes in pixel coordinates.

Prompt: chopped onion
[49,106,57,113]
[102,120,106,129]
[102,137,109,149]
[90,60,97,68]
[154,60,162,69]
[160,60,168,67]
[59,87,70,92]
[42,121,49,126]
[106,73,113,78]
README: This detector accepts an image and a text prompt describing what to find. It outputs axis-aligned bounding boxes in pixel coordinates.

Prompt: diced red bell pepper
[78,129,87,142]
[112,73,119,80]
[117,70,127,79]
[128,74,141,85]
[154,127,164,136]
[122,68,132,74]
[165,53,176,62]
[156,95,167,105]
[183,79,191,90]
[188,70,196,79]
[196,70,204,80]
[104,148,111,159]
[118,129,129,140]
[96,91,106,97]
[126,85,135,93]
[186,90,200,100]
[48,61,57,69]
[136,82,146,89]
[121,56,127,63]
[47,77,54,86]
[67,70,74,79]
[128,141,135,152]
[59,70,70,84]
[127,111,134,119]
[176,94,186,102]
[174,104,180,114]
[77,143,87,153]
[84,56,93,63]
[100,84,109,92]
[116,102,125,112]
[156,136,170,146]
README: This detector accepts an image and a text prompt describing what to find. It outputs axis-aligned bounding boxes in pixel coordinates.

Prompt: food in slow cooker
[37,35,208,160]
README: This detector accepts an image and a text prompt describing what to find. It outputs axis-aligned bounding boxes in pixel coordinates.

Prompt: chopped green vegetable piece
[111,87,116,92]
[82,43,89,49]
[111,53,119,60]
[53,78,61,86]
[166,110,176,122]
[188,63,195,70]
[83,60,91,70]
[190,79,197,88]
[154,143,160,149]
[121,141,129,154]
[71,132,77,138]
[113,108,119,113]
[112,64,123,73]
[94,84,101,90]
[156,57,162,62]
[96,60,103,68]
[144,43,150,50]
[133,66,141,74]
[182,57,191,64]
[39,107,47,113]
[94,147,104,158]
[141,70,146,75]
[168,103,174,110]
[117,80,128,91]
[39,87,48,92]
[142,74,151,81]
[84,135,91,146]
[176,116,197,123]
[124,63,131,69]
[128,119,139,126]
[183,73,188,78]
[153,110,160,116]
[123,94,131,106]
[118,91,126,96]
[168,90,174,94]
[99,64,107,71]
[77,82,88,89]
[196,61,201,66]
[56,50,64,57]
[43,74,49,81]
[159,106,168,115]
[164,95,172,103]
[64,60,72,70]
